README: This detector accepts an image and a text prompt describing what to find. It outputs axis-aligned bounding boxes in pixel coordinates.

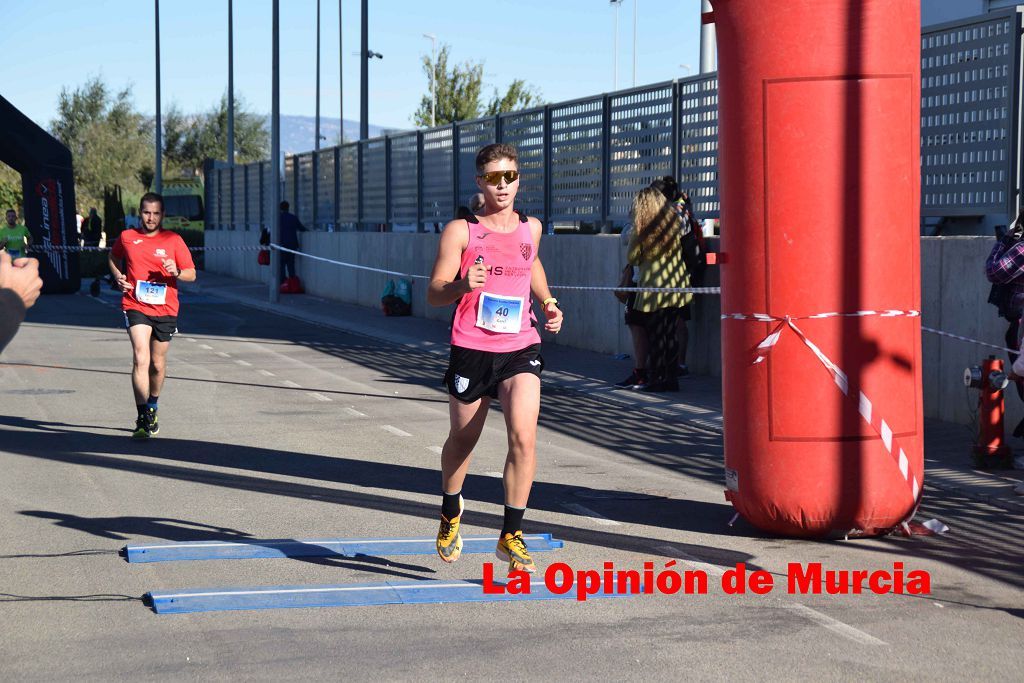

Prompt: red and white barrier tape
[28,245,261,253]
[724,310,923,507]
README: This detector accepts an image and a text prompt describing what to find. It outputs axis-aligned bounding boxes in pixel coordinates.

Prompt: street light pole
[344,0,348,141]
[700,0,717,73]
[316,0,321,155]
[270,0,281,303]
[610,0,622,91]
[154,0,162,193]
[423,33,436,127]
[360,0,368,140]
[632,0,638,87]
[227,0,234,168]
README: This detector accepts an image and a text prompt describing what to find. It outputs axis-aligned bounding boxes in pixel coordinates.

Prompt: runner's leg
[441,395,491,495]
[149,338,170,398]
[497,372,541,508]
[128,324,153,404]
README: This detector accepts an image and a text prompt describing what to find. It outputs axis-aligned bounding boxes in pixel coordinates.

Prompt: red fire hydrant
[965,356,1013,468]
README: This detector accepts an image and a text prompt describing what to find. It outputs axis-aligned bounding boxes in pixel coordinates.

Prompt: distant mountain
[265,115,394,155]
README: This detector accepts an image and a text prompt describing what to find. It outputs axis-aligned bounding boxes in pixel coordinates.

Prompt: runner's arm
[427,220,473,307]
[527,218,562,332]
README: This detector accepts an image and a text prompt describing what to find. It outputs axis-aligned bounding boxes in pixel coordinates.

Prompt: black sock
[501,505,526,537]
[441,491,462,520]
[137,403,148,418]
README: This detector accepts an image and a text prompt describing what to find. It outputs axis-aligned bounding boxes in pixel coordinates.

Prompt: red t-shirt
[111,229,195,317]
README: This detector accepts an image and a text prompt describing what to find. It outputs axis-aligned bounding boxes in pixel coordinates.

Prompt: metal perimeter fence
[206,7,1024,235]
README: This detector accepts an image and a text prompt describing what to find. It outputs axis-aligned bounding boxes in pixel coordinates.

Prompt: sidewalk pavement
[182,271,1024,514]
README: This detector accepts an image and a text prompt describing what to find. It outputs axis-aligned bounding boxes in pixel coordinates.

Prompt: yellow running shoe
[436,495,464,563]
[131,414,150,440]
[496,531,535,573]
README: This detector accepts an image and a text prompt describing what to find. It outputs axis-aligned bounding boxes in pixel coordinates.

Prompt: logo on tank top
[520,243,533,261]
[454,374,470,394]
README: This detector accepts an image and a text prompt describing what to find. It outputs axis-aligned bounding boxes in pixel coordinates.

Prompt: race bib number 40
[136,280,168,305]
[476,292,524,334]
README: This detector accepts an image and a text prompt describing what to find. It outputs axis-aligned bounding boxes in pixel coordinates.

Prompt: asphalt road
[0,286,1021,680]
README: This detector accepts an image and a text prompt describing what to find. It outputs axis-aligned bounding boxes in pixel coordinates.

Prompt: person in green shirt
[0,209,32,259]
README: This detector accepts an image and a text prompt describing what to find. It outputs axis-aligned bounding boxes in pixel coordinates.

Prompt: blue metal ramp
[146,577,633,614]
[124,534,564,563]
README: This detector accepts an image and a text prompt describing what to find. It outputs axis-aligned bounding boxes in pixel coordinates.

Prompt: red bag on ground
[279,276,304,294]
[257,249,270,266]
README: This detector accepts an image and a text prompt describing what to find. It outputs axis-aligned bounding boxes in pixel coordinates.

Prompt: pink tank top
[450,214,542,352]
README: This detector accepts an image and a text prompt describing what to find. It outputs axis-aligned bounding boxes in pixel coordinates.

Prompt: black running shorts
[124,310,178,342]
[444,344,544,403]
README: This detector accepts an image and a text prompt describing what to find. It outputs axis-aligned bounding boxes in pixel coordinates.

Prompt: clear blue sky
[4,0,703,132]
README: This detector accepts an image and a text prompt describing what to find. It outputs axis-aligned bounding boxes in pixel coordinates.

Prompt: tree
[485,79,542,117]
[0,163,22,213]
[50,77,153,211]
[412,45,541,127]
[168,94,269,177]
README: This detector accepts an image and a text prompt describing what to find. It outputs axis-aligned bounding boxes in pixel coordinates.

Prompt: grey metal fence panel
[500,108,546,219]
[457,119,496,205]
[608,84,675,222]
[389,133,419,224]
[220,167,233,229]
[262,162,274,229]
[316,148,336,229]
[245,162,262,229]
[297,153,314,227]
[921,10,1020,216]
[549,96,604,223]
[361,139,387,223]
[338,144,358,225]
[232,166,246,229]
[678,74,720,220]
[284,155,296,219]
[421,127,454,225]
[207,168,221,229]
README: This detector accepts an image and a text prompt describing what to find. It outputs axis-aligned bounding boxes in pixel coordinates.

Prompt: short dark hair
[5,208,15,214]
[280,201,290,211]
[475,143,518,173]
[139,192,164,212]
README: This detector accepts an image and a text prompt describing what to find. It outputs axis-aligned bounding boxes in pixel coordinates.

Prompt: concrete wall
[206,231,1013,428]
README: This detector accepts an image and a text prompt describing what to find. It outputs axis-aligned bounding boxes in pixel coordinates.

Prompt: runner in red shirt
[108,192,196,438]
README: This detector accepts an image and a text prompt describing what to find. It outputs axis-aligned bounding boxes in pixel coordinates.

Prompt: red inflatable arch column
[713,0,923,536]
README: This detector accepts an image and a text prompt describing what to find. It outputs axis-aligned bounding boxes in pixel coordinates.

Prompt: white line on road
[186,338,196,343]
[381,425,412,437]
[344,407,367,418]
[307,392,332,402]
[485,471,504,478]
[280,380,302,388]
[653,545,726,577]
[200,344,214,350]
[234,360,252,367]
[258,369,276,377]
[216,351,231,358]
[427,446,443,455]
[561,503,621,526]
[782,604,887,646]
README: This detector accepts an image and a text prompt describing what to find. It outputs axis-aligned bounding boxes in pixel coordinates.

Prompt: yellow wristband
[542,297,558,306]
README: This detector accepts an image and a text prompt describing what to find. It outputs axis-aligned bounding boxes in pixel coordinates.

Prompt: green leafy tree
[485,79,542,116]
[50,77,153,211]
[168,94,269,177]
[0,163,22,213]
[413,45,484,127]
[412,45,542,127]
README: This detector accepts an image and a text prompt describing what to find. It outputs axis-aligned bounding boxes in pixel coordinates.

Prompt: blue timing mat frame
[123,534,565,563]
[146,578,635,614]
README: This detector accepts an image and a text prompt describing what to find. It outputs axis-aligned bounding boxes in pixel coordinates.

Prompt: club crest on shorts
[520,243,532,261]
[454,374,470,394]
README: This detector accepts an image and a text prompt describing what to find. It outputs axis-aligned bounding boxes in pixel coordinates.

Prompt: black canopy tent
[0,94,80,293]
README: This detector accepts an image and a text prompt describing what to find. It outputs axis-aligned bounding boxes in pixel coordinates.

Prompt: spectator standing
[278,201,307,280]
[627,186,691,392]
[83,208,102,247]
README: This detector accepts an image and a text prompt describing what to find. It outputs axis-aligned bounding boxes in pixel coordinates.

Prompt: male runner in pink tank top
[427,143,563,573]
